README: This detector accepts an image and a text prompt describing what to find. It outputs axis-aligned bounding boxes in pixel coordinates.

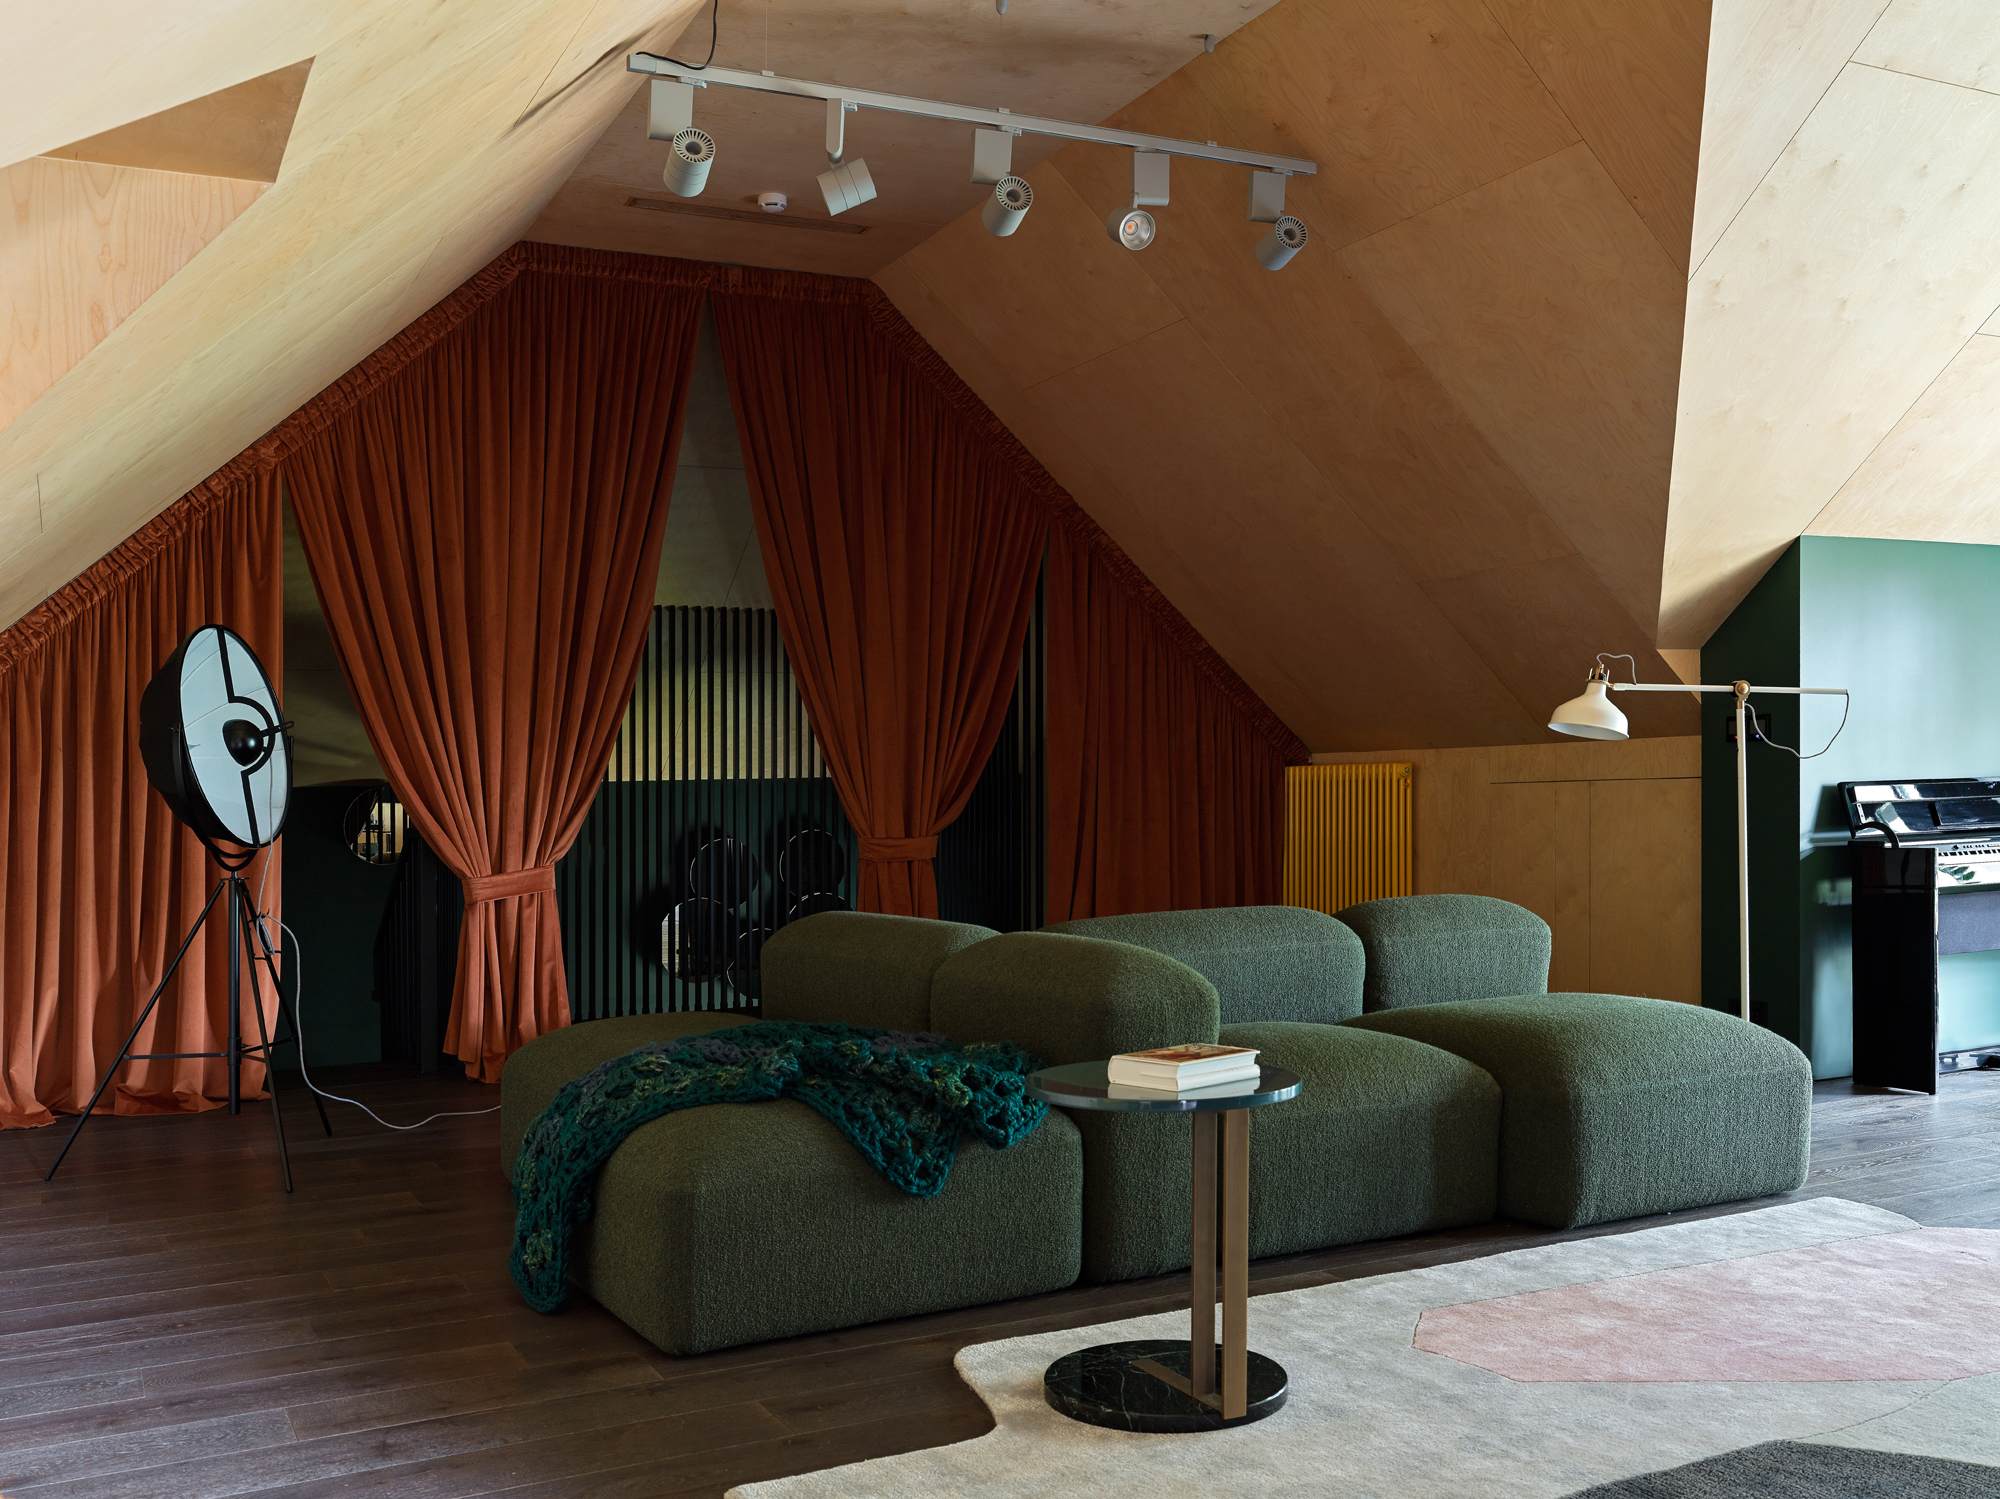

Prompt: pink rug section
[1414,1227,2000,1382]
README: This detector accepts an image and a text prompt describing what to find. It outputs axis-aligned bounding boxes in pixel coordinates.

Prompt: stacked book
[1106,1044,1261,1095]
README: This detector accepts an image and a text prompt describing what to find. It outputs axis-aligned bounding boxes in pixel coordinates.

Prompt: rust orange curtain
[1045,516,1301,920]
[284,254,705,1082]
[712,276,1047,916]
[0,466,284,1128]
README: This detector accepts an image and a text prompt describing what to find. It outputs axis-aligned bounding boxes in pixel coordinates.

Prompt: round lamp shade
[1547,677,1630,741]
[138,625,291,849]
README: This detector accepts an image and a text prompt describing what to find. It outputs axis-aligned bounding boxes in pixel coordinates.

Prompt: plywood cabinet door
[1589,777,1701,1005]
[1488,780,1592,992]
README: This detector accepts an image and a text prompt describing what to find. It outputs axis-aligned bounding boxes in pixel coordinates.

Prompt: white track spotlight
[819,159,877,214]
[981,176,1032,236]
[1107,205,1156,251]
[971,127,1014,185]
[662,128,715,197]
[1255,214,1308,270]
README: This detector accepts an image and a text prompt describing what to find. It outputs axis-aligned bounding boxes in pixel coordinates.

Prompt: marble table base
[1043,1339,1289,1432]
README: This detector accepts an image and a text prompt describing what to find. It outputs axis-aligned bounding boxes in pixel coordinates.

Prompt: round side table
[1026,1061,1301,1433]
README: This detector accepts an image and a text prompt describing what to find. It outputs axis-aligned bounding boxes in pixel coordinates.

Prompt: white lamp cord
[245,887,501,1131]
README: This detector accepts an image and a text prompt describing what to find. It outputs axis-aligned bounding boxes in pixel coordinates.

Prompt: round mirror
[343,785,408,865]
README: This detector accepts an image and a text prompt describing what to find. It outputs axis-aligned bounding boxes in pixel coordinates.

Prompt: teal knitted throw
[509,1021,1047,1313]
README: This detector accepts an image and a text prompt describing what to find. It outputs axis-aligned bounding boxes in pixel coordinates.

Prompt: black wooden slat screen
[555,593,1045,1023]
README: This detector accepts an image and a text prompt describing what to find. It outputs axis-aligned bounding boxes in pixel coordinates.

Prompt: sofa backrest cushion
[1042,907,1365,1024]
[1335,894,1551,1011]
[931,931,1221,1066]
[761,911,997,1032]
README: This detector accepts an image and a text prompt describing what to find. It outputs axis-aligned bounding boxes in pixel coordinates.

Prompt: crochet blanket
[509,1021,1047,1313]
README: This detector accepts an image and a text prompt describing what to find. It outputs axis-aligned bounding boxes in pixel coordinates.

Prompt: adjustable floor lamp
[1547,658,1848,1022]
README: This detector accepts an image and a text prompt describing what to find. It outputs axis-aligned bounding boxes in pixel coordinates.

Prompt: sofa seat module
[1345,995,1812,1230]
[502,1014,1082,1355]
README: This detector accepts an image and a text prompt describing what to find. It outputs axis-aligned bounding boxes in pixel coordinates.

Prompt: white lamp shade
[1548,678,1629,741]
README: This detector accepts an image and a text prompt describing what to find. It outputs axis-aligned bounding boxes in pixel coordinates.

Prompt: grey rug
[1564,1440,2000,1497]
[731,1200,2000,1498]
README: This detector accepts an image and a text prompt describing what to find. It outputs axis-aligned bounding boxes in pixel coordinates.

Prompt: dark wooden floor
[3,1067,1998,1498]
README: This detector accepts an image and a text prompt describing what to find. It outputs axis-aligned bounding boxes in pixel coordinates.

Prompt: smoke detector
[757,191,787,213]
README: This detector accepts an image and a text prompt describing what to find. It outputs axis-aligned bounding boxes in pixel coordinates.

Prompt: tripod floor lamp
[1547,656,1848,1023]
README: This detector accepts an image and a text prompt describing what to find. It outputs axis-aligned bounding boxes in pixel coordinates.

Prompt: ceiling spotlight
[819,159,877,215]
[982,176,1032,236]
[662,128,715,197]
[1107,206,1156,251]
[1255,214,1308,270]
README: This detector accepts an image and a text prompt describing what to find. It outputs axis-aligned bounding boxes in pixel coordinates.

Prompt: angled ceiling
[871,0,1709,749]
[13,0,2000,755]
[1664,0,2000,645]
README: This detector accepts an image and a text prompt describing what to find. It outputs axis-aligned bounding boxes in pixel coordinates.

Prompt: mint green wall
[1704,536,2000,1077]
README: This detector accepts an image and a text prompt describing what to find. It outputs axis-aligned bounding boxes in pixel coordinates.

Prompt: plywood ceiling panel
[1,158,266,435]
[1661,58,2000,644]
[1685,0,1887,275]
[1485,0,1711,270]
[38,62,314,184]
[1020,319,1549,749]
[1340,142,1686,631]
[1852,0,2000,92]
[1180,0,1579,250]
[1047,83,1578,586]
[0,0,711,631]
[871,0,1708,749]
[0,2,381,171]
[1805,332,2000,543]
[526,0,1288,275]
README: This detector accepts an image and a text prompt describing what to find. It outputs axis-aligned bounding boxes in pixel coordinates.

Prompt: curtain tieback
[857,836,939,861]
[463,866,557,904]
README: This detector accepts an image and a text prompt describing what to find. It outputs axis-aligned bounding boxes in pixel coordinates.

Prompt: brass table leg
[1221,1106,1250,1419]
[1189,1110,1218,1404]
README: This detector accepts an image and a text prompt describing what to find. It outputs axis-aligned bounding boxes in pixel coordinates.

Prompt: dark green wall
[280,785,398,1067]
[1700,542,1802,1042]
[1704,536,2000,1076]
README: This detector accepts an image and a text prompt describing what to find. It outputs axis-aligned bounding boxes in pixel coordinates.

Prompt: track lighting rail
[626,57,1319,177]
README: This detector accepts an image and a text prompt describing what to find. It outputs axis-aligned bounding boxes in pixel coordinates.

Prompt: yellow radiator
[1283,763,1414,915]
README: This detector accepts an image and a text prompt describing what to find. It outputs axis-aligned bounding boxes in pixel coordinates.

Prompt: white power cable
[249,903,500,1131]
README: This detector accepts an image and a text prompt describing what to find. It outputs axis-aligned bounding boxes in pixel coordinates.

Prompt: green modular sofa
[500,896,1812,1355]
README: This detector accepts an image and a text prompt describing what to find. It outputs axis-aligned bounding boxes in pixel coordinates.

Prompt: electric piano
[1844,778,2000,1093]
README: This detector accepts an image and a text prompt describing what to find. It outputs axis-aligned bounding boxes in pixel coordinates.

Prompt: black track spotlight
[1107,206,1156,251]
[982,176,1032,236]
[1255,214,1308,270]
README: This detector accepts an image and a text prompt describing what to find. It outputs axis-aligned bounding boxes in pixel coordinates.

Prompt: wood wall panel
[1589,774,1701,1004]
[39,63,313,185]
[1340,143,1686,632]
[1662,62,2000,644]
[1487,0,1711,270]
[1317,736,1702,1005]
[1,158,266,435]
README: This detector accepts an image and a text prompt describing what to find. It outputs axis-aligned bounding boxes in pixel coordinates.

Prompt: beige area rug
[730,1199,2000,1498]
